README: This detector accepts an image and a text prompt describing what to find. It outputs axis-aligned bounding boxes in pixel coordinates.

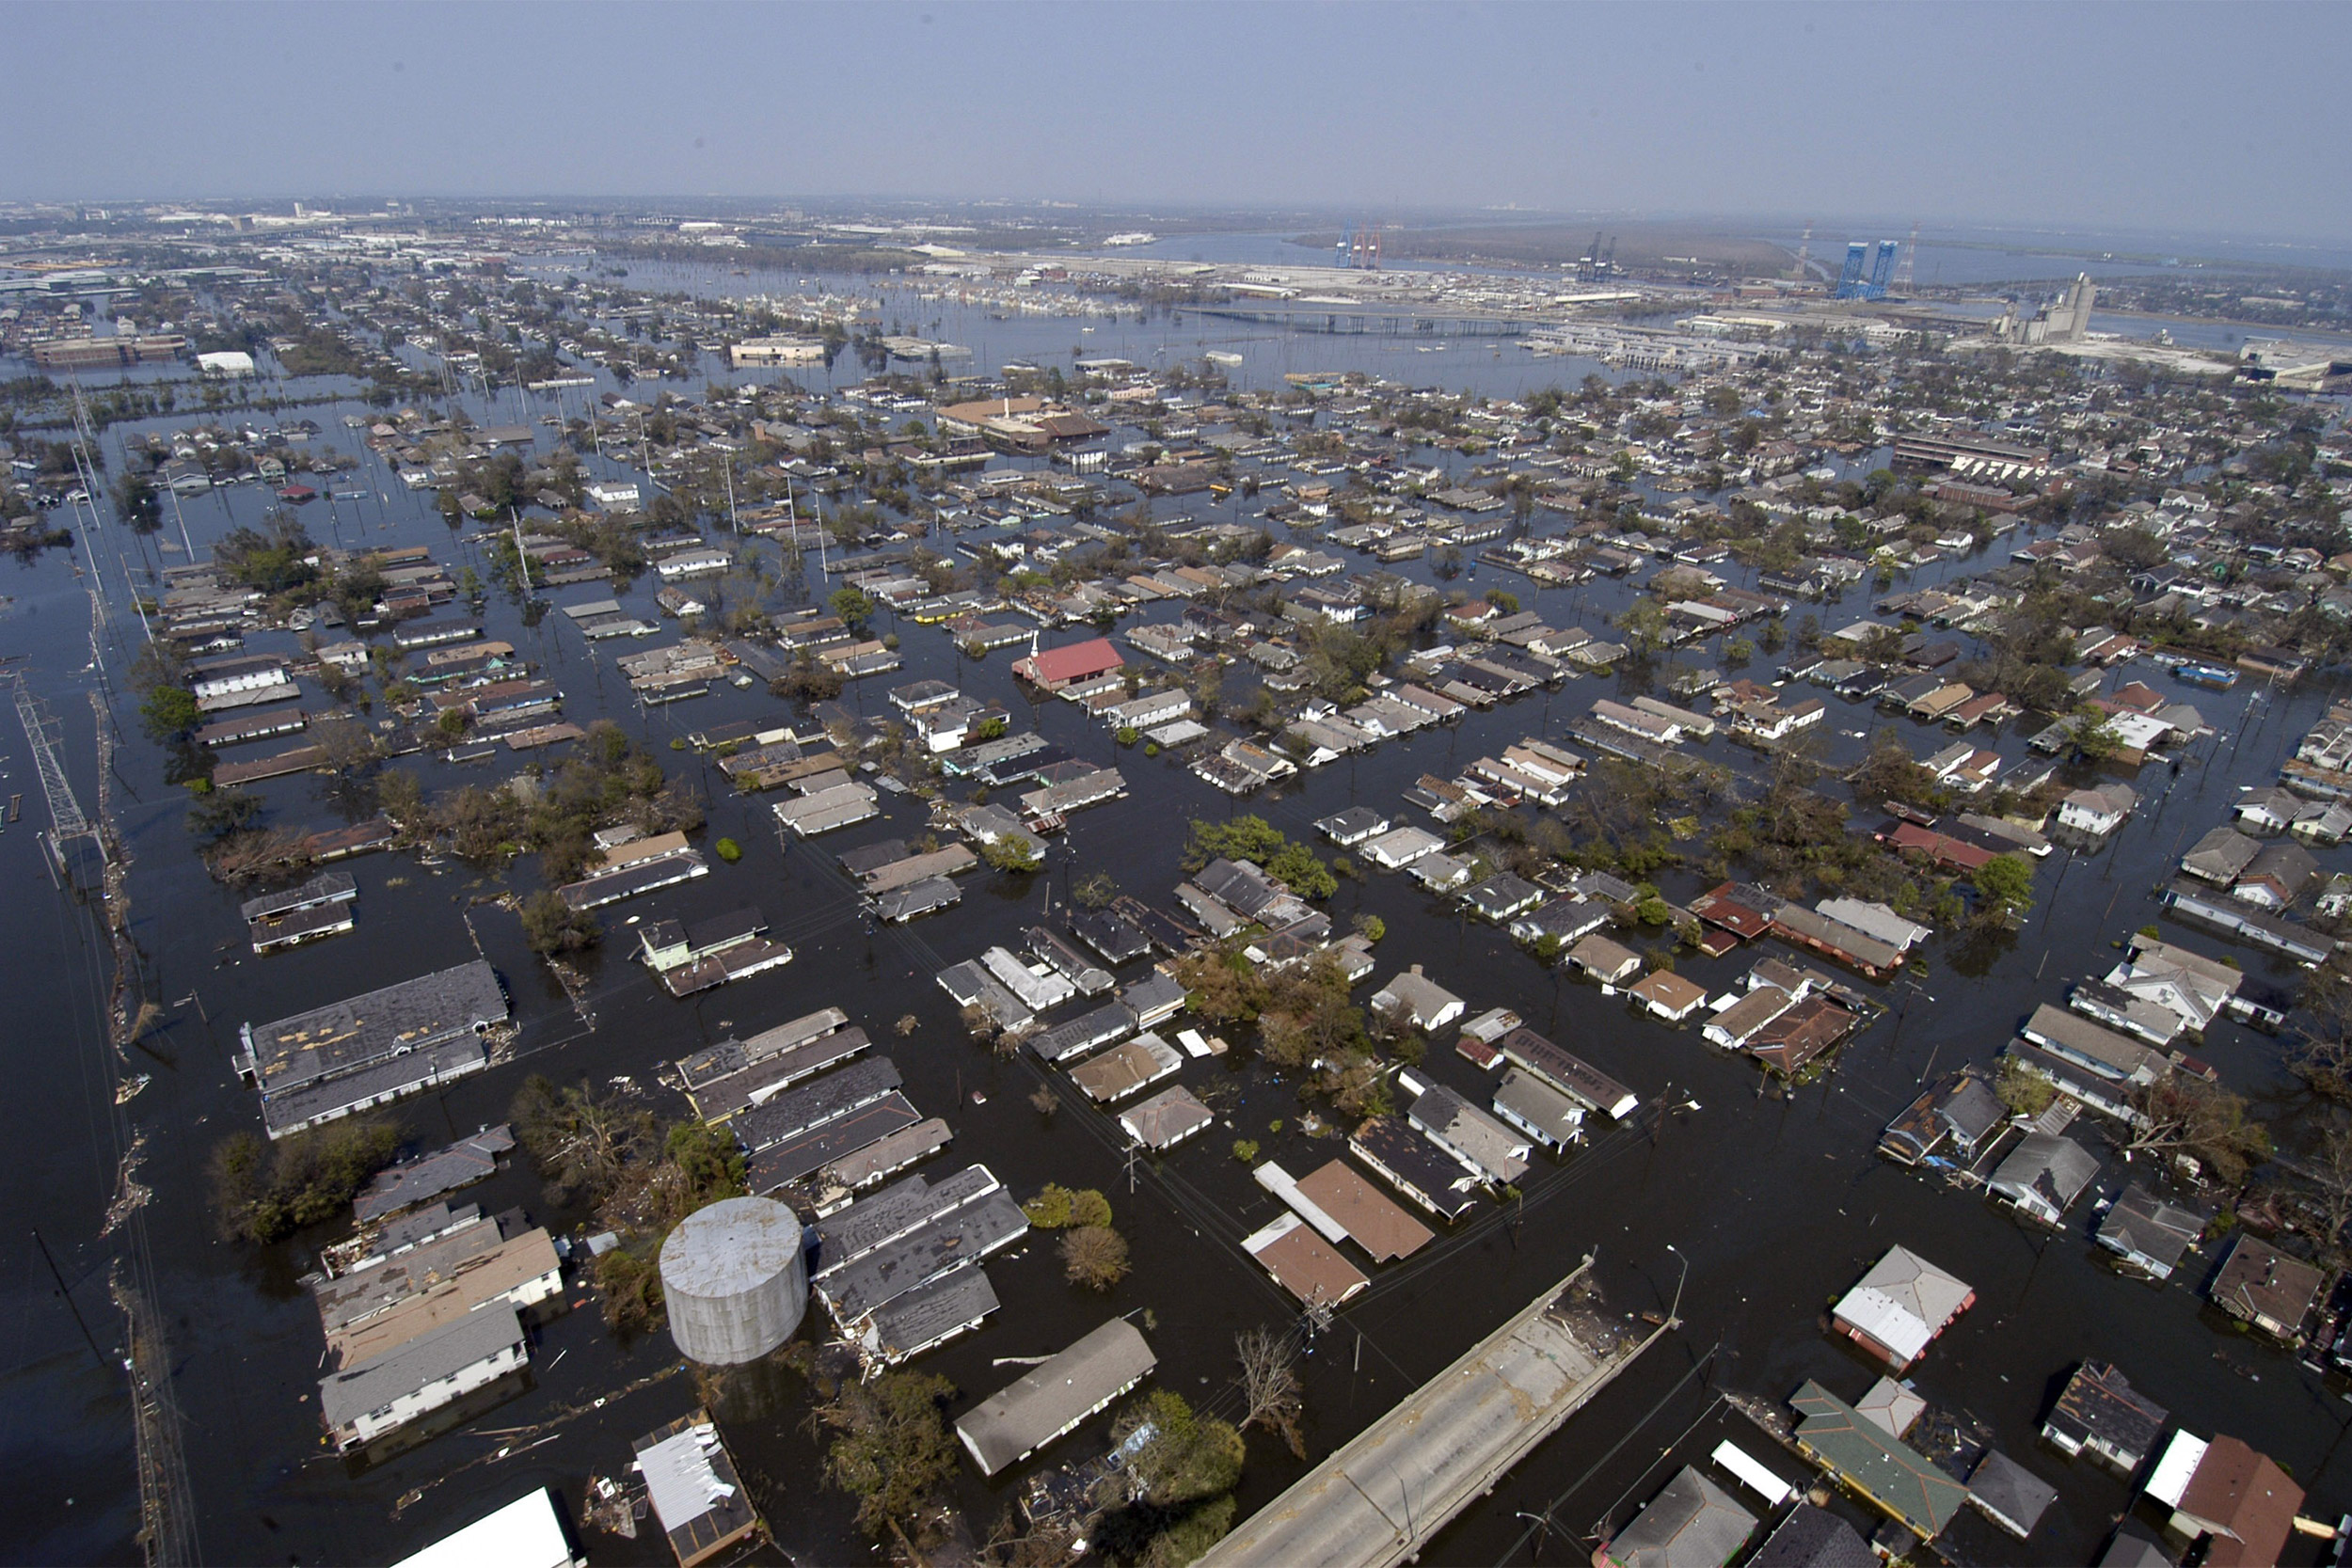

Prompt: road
[1197,1258,1657,1568]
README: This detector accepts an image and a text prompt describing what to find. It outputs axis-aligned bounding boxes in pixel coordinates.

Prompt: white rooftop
[2144,1430,2208,1508]
[637,1419,737,1537]
[1833,1245,1972,1363]
[391,1488,578,1568]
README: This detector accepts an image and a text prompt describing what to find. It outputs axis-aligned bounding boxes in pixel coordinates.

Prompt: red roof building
[1012,637,1124,691]
[1883,822,1995,873]
[1692,882,1772,940]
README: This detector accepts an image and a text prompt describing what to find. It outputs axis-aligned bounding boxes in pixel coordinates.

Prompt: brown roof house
[2143,1432,2303,1568]
[1630,969,1708,1022]
[2209,1234,2325,1340]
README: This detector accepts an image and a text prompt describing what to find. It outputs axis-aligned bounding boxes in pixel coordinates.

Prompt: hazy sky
[10,2,2347,243]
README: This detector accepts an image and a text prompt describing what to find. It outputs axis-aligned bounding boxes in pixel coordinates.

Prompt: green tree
[1024,1183,1077,1227]
[661,1120,747,1212]
[1995,1059,2056,1117]
[187,784,260,842]
[140,684,201,741]
[520,889,599,954]
[1183,815,1290,872]
[1117,1389,1246,1507]
[2073,708,2126,763]
[1974,854,2036,916]
[771,650,845,705]
[1264,841,1338,900]
[981,833,1042,873]
[829,584,876,629]
[207,1117,404,1243]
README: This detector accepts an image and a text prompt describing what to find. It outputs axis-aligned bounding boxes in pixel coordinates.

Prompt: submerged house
[238,960,508,1139]
[2095,1184,2206,1281]
[1986,1132,2100,1226]
[1788,1381,1970,1541]
[1830,1246,1974,1371]
[955,1319,1156,1477]
[2210,1235,2325,1340]
[2042,1361,2168,1473]
[2143,1433,2303,1568]
[1599,1466,1756,1568]
[1877,1072,2003,1166]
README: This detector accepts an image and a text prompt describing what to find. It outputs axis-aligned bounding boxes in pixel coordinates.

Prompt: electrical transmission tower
[1792,219,1813,281]
[1890,222,1920,294]
[15,677,105,880]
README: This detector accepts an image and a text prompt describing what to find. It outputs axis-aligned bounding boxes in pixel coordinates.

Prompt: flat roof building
[390,1488,580,1568]
[634,1413,762,1568]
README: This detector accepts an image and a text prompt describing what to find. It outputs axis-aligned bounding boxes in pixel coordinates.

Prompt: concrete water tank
[660,1195,807,1365]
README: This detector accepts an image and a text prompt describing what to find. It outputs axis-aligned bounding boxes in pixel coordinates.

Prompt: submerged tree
[818,1370,961,1539]
[207,1117,404,1244]
[2122,1076,2273,1187]
[1234,1325,1307,1458]
[1060,1224,1130,1291]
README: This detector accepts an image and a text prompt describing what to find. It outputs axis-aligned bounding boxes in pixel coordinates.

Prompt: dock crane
[1577,230,1605,284]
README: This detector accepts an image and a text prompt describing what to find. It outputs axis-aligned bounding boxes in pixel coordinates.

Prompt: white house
[655,547,731,580]
[1370,965,1464,1032]
[2057,783,2137,836]
[319,1307,527,1451]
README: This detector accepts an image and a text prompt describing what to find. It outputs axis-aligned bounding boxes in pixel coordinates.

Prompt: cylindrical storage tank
[660,1195,807,1365]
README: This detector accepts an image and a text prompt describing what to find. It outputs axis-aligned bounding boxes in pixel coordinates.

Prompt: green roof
[1790,1381,1969,1538]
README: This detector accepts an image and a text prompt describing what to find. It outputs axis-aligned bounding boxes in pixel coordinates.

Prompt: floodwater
[519,254,1628,404]
[4,291,2349,1567]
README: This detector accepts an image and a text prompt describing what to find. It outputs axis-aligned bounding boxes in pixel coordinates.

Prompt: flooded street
[3,267,2345,1568]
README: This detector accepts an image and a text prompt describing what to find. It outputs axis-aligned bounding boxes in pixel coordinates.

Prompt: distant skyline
[10,2,2349,245]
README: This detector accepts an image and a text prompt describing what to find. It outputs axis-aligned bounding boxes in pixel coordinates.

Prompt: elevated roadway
[1198,1257,1659,1568]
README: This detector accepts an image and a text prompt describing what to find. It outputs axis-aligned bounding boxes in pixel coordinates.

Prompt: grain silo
[660,1195,807,1365]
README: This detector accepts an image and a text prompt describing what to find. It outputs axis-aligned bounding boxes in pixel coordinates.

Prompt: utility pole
[31,1229,108,1370]
[167,479,197,562]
